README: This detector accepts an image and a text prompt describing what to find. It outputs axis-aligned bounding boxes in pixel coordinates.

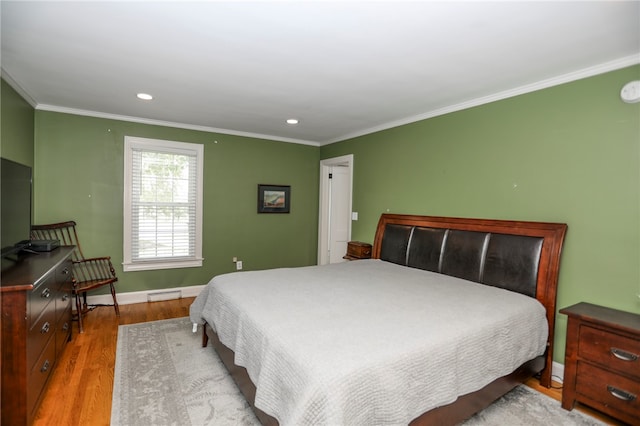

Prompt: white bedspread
[189,259,548,426]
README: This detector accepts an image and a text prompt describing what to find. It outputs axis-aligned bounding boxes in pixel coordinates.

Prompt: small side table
[343,241,372,260]
[560,302,640,425]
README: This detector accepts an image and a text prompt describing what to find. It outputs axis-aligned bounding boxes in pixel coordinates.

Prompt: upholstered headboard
[372,214,567,387]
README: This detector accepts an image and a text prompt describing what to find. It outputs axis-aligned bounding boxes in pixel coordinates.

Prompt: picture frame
[257,184,290,213]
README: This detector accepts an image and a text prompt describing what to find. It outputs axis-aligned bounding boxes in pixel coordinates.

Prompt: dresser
[560,302,640,425]
[1,247,74,426]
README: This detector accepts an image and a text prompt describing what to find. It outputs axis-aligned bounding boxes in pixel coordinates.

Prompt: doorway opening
[317,154,354,265]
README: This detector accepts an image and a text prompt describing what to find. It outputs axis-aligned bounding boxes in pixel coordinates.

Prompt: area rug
[111,317,604,426]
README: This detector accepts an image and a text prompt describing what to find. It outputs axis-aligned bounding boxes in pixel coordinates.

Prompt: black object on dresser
[1,246,74,426]
[560,302,640,425]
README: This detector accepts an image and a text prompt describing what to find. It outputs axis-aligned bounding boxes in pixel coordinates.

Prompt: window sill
[123,258,203,272]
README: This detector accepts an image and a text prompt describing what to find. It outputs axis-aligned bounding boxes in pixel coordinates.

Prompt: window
[123,136,203,271]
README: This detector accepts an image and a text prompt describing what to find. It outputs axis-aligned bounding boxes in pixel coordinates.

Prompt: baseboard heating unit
[147,290,182,302]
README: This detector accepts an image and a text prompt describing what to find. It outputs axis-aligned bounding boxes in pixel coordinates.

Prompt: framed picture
[258,184,290,213]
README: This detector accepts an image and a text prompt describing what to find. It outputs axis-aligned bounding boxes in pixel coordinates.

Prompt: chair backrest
[31,221,85,262]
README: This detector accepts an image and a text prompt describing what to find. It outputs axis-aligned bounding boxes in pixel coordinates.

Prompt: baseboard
[85,284,205,306]
[551,361,564,384]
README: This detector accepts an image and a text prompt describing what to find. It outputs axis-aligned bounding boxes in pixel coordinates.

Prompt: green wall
[321,65,640,362]
[4,65,639,364]
[1,79,34,166]
[33,112,320,292]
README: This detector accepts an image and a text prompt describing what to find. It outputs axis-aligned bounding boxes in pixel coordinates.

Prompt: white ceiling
[2,1,639,146]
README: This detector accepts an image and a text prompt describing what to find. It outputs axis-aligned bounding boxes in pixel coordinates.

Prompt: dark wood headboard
[372,214,567,387]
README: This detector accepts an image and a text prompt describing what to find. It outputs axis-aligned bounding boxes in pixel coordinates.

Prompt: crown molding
[35,104,321,147]
[4,55,638,148]
[321,55,640,145]
[1,68,38,108]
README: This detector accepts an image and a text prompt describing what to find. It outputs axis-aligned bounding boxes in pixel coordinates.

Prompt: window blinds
[130,148,197,262]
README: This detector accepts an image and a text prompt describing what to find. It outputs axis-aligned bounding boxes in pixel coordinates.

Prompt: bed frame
[202,213,568,425]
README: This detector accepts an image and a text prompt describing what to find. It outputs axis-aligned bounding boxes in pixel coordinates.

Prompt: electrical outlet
[236,261,243,270]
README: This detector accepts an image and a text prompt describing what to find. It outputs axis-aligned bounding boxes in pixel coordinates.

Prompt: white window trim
[123,136,204,272]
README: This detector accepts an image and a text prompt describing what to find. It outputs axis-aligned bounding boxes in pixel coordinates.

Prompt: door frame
[317,154,354,265]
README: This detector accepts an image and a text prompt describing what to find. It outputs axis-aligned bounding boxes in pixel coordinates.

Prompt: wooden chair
[31,221,119,333]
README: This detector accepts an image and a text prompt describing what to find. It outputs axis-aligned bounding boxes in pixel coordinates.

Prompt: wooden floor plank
[31,297,620,425]
[32,298,194,426]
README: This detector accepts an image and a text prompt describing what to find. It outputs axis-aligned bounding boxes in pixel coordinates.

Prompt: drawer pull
[61,268,70,275]
[40,360,50,373]
[62,322,69,332]
[611,347,638,362]
[607,385,637,402]
[61,294,69,302]
[41,322,50,334]
[41,288,51,298]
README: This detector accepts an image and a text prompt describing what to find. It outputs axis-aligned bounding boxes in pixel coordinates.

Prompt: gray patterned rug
[111,317,604,426]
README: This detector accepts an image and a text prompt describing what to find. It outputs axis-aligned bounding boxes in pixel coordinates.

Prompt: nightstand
[560,302,640,425]
[343,241,372,260]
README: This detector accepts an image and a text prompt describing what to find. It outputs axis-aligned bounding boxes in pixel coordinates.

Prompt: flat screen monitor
[1,157,32,256]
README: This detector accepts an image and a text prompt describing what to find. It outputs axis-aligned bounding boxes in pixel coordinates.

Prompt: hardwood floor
[32,297,195,426]
[32,298,621,425]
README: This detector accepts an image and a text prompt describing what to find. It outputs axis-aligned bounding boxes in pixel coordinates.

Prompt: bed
[190,213,567,425]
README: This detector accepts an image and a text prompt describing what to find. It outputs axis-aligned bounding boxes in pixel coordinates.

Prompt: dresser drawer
[27,302,57,371]
[27,338,56,419]
[28,276,56,326]
[55,285,72,322]
[576,361,640,421]
[56,308,72,355]
[56,262,72,284]
[579,325,640,378]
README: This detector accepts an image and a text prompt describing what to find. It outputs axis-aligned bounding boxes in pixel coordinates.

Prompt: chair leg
[75,293,84,333]
[110,283,120,316]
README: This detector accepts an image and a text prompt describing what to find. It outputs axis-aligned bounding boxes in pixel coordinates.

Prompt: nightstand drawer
[345,241,372,260]
[576,361,640,420]
[579,325,640,377]
[561,302,640,424]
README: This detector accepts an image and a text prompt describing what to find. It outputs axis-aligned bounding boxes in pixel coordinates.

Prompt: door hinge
[329,173,333,179]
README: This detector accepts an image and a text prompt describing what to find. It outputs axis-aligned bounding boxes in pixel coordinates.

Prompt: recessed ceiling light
[286,118,299,125]
[137,93,153,100]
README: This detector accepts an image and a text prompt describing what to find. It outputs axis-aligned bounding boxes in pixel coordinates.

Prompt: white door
[328,166,351,263]
[318,155,353,265]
